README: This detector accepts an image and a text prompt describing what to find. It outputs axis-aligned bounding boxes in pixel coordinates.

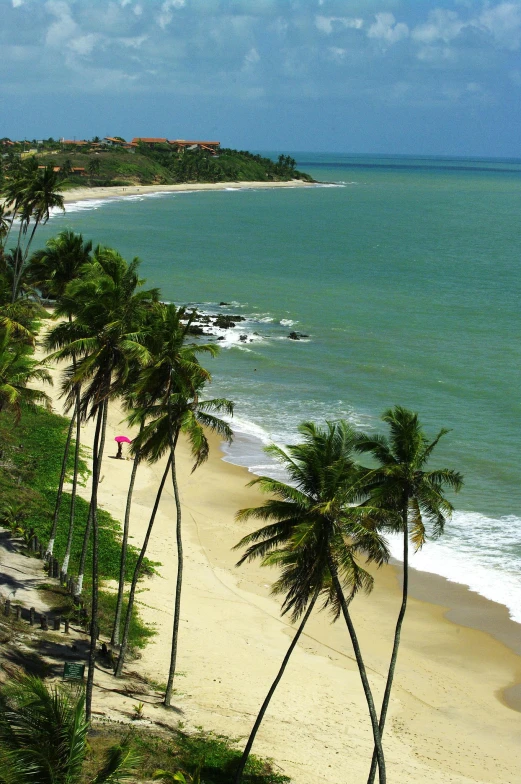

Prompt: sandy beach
[35,332,521,784]
[59,180,313,204]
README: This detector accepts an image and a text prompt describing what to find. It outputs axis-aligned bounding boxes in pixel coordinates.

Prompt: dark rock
[288,331,309,340]
[214,315,236,328]
[188,325,205,335]
[217,336,225,341]
[219,301,230,306]
[239,334,248,342]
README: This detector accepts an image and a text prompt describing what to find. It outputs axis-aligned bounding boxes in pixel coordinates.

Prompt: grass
[0,404,155,651]
[82,726,290,784]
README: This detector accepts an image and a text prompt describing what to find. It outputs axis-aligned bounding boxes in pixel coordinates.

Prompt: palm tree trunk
[85,399,108,722]
[61,386,81,575]
[327,552,386,784]
[164,430,182,707]
[12,217,40,300]
[115,455,172,678]
[46,402,77,557]
[233,590,319,784]
[111,422,144,647]
[75,404,105,596]
[367,503,409,784]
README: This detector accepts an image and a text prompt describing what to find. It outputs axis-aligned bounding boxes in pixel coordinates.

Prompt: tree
[3,162,65,302]
[88,158,101,177]
[0,674,139,783]
[232,421,391,784]
[115,303,233,698]
[0,326,51,421]
[356,406,463,784]
[45,247,158,720]
[29,231,93,559]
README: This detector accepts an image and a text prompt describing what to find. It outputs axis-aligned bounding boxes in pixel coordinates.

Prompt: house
[131,137,168,147]
[104,137,126,147]
[169,140,220,154]
[122,143,138,153]
[71,167,86,176]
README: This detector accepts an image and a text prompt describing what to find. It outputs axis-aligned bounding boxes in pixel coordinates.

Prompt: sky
[1,0,520,157]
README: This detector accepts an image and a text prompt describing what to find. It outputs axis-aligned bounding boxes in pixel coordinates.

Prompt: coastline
[34,328,521,784]
[60,180,314,204]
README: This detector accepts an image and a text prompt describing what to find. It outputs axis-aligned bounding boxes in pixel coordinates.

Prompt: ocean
[38,153,521,622]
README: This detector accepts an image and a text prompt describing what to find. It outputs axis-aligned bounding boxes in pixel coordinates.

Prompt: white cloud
[134,4,143,16]
[244,47,260,66]
[412,9,465,44]
[68,33,98,56]
[157,0,186,30]
[45,1,78,48]
[367,12,409,44]
[479,2,521,50]
[12,0,23,7]
[315,16,363,35]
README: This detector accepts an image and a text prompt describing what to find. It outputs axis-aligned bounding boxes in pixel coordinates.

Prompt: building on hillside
[123,142,138,153]
[61,139,89,147]
[104,137,126,146]
[71,167,87,176]
[1,139,15,146]
[169,140,220,154]
[131,137,168,147]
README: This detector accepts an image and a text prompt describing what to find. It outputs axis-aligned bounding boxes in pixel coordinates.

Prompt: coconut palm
[115,304,234,698]
[0,674,139,783]
[27,229,92,301]
[0,326,51,421]
[45,247,158,720]
[356,406,463,784]
[30,231,93,559]
[232,421,391,784]
[4,163,65,302]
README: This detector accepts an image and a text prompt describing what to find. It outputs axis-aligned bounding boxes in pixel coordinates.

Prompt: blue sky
[1,0,520,156]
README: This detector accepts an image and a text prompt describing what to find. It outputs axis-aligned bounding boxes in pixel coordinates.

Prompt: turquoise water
[38,154,521,620]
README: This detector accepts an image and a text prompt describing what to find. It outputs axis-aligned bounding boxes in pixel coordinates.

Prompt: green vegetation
[1,138,313,187]
[84,726,289,784]
[0,403,155,651]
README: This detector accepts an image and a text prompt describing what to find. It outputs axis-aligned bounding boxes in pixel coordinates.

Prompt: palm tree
[0,326,51,422]
[45,247,157,720]
[31,231,93,559]
[356,406,463,784]
[115,303,234,697]
[4,163,65,302]
[232,421,391,784]
[0,673,139,783]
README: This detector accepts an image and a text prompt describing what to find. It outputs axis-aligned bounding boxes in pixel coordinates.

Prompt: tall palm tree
[0,326,51,422]
[0,674,139,783]
[232,421,391,784]
[45,247,157,720]
[4,163,65,302]
[356,406,463,784]
[115,303,233,696]
[32,231,93,559]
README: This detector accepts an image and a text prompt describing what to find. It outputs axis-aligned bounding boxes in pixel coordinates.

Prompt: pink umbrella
[114,435,131,458]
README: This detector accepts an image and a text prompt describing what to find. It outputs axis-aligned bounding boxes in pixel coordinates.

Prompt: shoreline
[60,179,314,204]
[33,324,521,784]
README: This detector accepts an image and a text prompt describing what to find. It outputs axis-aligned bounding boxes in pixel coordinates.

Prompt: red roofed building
[61,139,89,146]
[169,140,220,154]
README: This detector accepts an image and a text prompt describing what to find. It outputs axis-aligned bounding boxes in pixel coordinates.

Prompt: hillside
[34,146,314,187]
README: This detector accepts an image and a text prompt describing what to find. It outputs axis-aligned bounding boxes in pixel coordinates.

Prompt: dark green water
[38,153,521,619]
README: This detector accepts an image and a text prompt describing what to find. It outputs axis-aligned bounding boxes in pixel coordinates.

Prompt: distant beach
[60,179,314,204]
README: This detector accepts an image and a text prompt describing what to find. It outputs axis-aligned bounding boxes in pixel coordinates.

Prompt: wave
[219,409,521,624]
